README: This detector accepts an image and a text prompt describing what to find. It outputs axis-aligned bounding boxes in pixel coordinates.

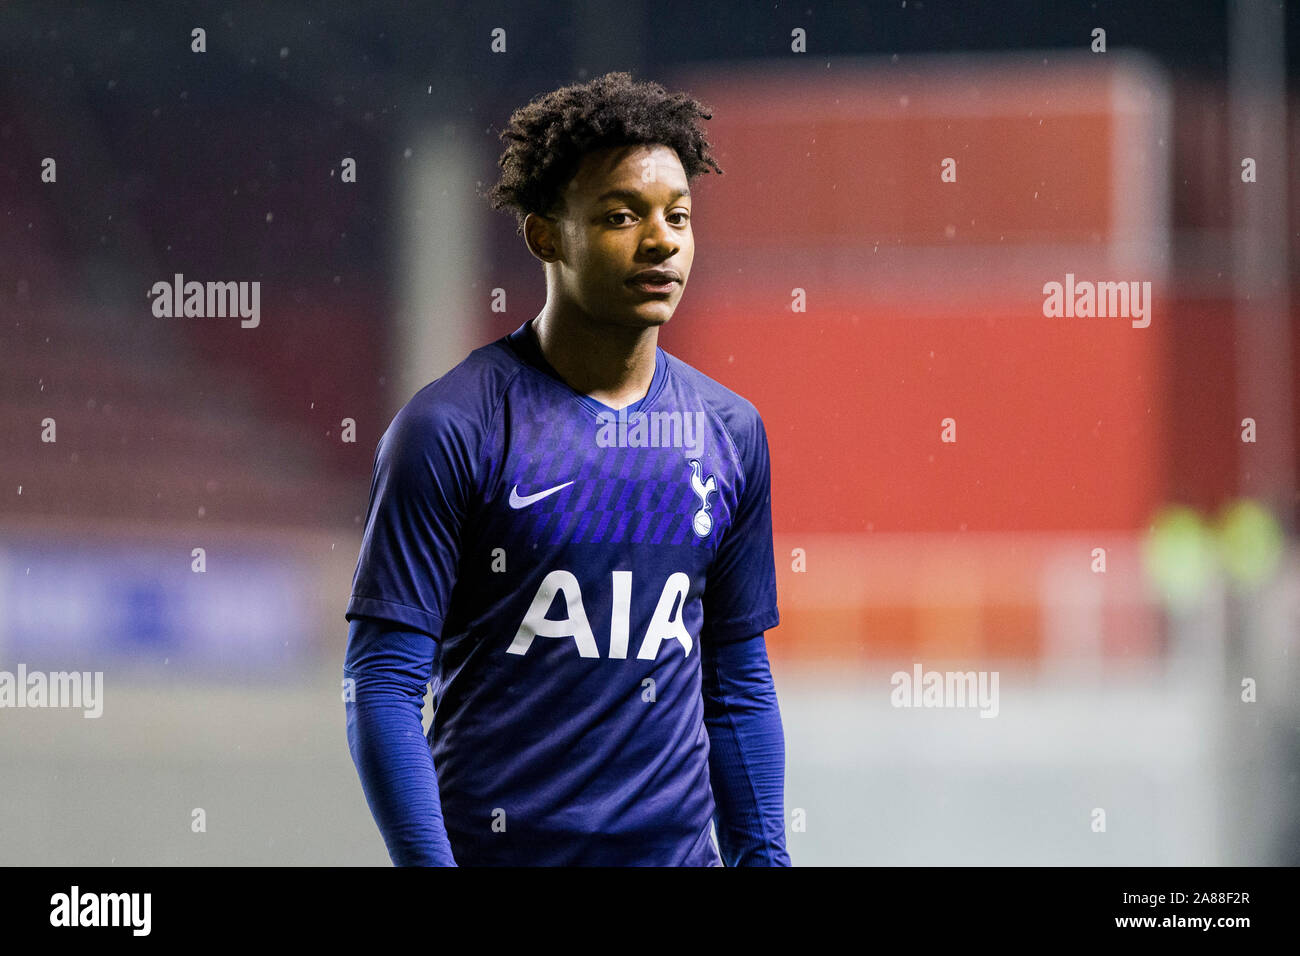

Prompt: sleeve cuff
[703,607,780,645]
[345,595,444,640]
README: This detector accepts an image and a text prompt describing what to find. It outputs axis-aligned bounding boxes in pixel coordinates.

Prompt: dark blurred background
[1,0,1297,865]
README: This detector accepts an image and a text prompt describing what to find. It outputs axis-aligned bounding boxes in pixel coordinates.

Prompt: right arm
[342,384,484,865]
[344,615,456,866]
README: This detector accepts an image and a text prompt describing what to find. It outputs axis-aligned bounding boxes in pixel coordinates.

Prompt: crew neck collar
[506,318,668,418]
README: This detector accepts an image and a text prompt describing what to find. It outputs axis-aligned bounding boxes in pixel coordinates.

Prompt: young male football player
[344,71,789,866]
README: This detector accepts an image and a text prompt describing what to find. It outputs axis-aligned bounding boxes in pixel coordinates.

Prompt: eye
[669,211,690,224]
[606,211,635,225]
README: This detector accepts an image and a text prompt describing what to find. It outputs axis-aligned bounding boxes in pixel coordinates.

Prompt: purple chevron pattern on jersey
[345,319,779,866]
[496,408,725,548]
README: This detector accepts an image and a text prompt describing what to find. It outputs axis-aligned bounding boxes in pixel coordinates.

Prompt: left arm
[702,630,791,867]
[699,401,787,865]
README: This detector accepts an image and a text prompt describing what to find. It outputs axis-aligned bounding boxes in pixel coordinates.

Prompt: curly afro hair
[486,71,723,234]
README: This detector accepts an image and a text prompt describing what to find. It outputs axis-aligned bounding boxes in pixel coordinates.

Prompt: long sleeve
[344,615,457,866]
[701,630,791,867]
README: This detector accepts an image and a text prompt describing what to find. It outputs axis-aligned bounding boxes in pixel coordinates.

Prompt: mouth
[626,273,681,297]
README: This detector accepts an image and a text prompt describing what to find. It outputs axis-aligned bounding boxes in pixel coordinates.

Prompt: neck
[532,301,659,411]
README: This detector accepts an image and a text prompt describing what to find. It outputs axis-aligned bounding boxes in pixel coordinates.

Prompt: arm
[697,403,786,864]
[344,615,457,866]
[343,387,483,863]
[702,630,791,867]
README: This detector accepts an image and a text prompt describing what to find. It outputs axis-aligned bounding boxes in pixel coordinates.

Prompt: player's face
[547,144,694,329]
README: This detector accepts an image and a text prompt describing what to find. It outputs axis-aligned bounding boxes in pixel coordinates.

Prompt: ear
[523,212,562,263]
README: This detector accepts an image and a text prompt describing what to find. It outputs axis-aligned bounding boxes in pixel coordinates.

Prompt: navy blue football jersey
[345,319,779,865]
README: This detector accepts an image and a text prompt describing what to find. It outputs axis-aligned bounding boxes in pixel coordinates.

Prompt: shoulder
[663,349,769,458]
[374,338,523,482]
[384,337,523,448]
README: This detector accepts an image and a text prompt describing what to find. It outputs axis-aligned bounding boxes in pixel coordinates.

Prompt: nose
[640,213,679,258]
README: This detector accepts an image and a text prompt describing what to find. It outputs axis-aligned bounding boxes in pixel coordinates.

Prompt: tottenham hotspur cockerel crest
[688,459,717,538]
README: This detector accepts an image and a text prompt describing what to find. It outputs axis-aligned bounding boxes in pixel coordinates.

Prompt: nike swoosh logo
[508,481,574,509]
